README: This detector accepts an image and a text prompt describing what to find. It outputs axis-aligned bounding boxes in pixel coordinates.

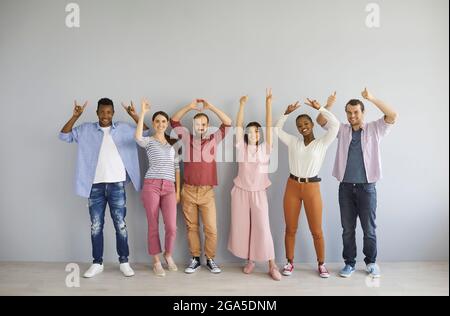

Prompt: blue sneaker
[366,263,381,278]
[339,264,355,278]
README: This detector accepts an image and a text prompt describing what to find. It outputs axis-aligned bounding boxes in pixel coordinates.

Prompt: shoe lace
[188,259,198,269]
[208,259,218,269]
[319,265,328,273]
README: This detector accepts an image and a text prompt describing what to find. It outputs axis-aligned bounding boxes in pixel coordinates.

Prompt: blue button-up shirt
[59,121,146,198]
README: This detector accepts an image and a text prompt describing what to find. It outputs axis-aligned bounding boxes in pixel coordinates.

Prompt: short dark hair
[193,113,210,123]
[296,114,313,124]
[346,99,365,112]
[97,98,114,112]
[244,122,264,146]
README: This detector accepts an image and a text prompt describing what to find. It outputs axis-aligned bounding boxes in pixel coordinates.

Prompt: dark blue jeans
[88,182,129,264]
[339,183,377,267]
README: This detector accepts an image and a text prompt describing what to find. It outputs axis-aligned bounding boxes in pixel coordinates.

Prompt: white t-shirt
[93,127,127,184]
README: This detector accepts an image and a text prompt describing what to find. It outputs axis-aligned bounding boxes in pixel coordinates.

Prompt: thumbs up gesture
[362,87,374,102]
[326,91,337,108]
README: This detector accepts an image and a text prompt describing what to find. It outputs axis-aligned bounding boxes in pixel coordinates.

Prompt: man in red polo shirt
[171,99,232,274]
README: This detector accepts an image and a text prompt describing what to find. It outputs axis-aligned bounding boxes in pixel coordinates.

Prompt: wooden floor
[0,262,448,296]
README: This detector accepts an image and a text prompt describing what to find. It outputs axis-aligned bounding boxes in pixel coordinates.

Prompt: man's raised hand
[362,87,374,102]
[73,100,88,118]
[326,91,337,108]
[122,101,137,117]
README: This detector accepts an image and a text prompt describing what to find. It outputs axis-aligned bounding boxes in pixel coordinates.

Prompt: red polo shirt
[170,119,230,186]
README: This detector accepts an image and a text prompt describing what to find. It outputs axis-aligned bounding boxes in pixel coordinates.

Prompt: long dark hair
[244,122,263,146]
[152,111,177,146]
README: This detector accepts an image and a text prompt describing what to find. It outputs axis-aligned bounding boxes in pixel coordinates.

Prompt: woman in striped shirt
[135,99,180,277]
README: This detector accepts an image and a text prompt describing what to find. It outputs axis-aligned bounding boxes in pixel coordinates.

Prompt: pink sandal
[269,266,282,281]
[243,261,256,274]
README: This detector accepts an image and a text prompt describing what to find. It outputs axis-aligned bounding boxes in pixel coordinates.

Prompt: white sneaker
[366,263,381,278]
[120,263,135,277]
[83,263,104,278]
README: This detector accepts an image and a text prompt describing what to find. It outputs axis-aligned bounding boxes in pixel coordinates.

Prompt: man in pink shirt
[171,99,232,274]
[317,88,398,279]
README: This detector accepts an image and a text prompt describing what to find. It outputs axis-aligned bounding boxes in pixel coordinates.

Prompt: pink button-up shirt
[324,117,393,183]
[233,141,272,192]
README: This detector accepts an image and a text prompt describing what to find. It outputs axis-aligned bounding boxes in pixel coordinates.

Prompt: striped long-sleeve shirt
[136,136,180,182]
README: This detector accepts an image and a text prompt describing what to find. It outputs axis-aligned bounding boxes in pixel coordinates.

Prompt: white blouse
[275,107,339,178]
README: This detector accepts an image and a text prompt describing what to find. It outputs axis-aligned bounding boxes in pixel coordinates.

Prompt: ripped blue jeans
[88,182,129,264]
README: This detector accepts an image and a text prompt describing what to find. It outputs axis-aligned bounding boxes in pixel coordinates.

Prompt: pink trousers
[141,179,177,256]
[228,186,275,262]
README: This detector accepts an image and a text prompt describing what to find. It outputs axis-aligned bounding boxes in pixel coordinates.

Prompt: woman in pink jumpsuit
[228,89,281,281]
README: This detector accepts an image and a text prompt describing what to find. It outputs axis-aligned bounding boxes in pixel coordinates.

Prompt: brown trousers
[181,185,217,258]
[283,178,325,264]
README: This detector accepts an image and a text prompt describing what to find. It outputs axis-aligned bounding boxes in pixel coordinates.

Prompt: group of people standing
[59,87,397,282]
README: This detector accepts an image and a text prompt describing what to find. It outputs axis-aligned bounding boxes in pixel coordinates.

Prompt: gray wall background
[0,0,448,264]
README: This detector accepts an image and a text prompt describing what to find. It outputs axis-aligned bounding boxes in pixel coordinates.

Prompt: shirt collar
[96,121,117,130]
[348,121,366,132]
